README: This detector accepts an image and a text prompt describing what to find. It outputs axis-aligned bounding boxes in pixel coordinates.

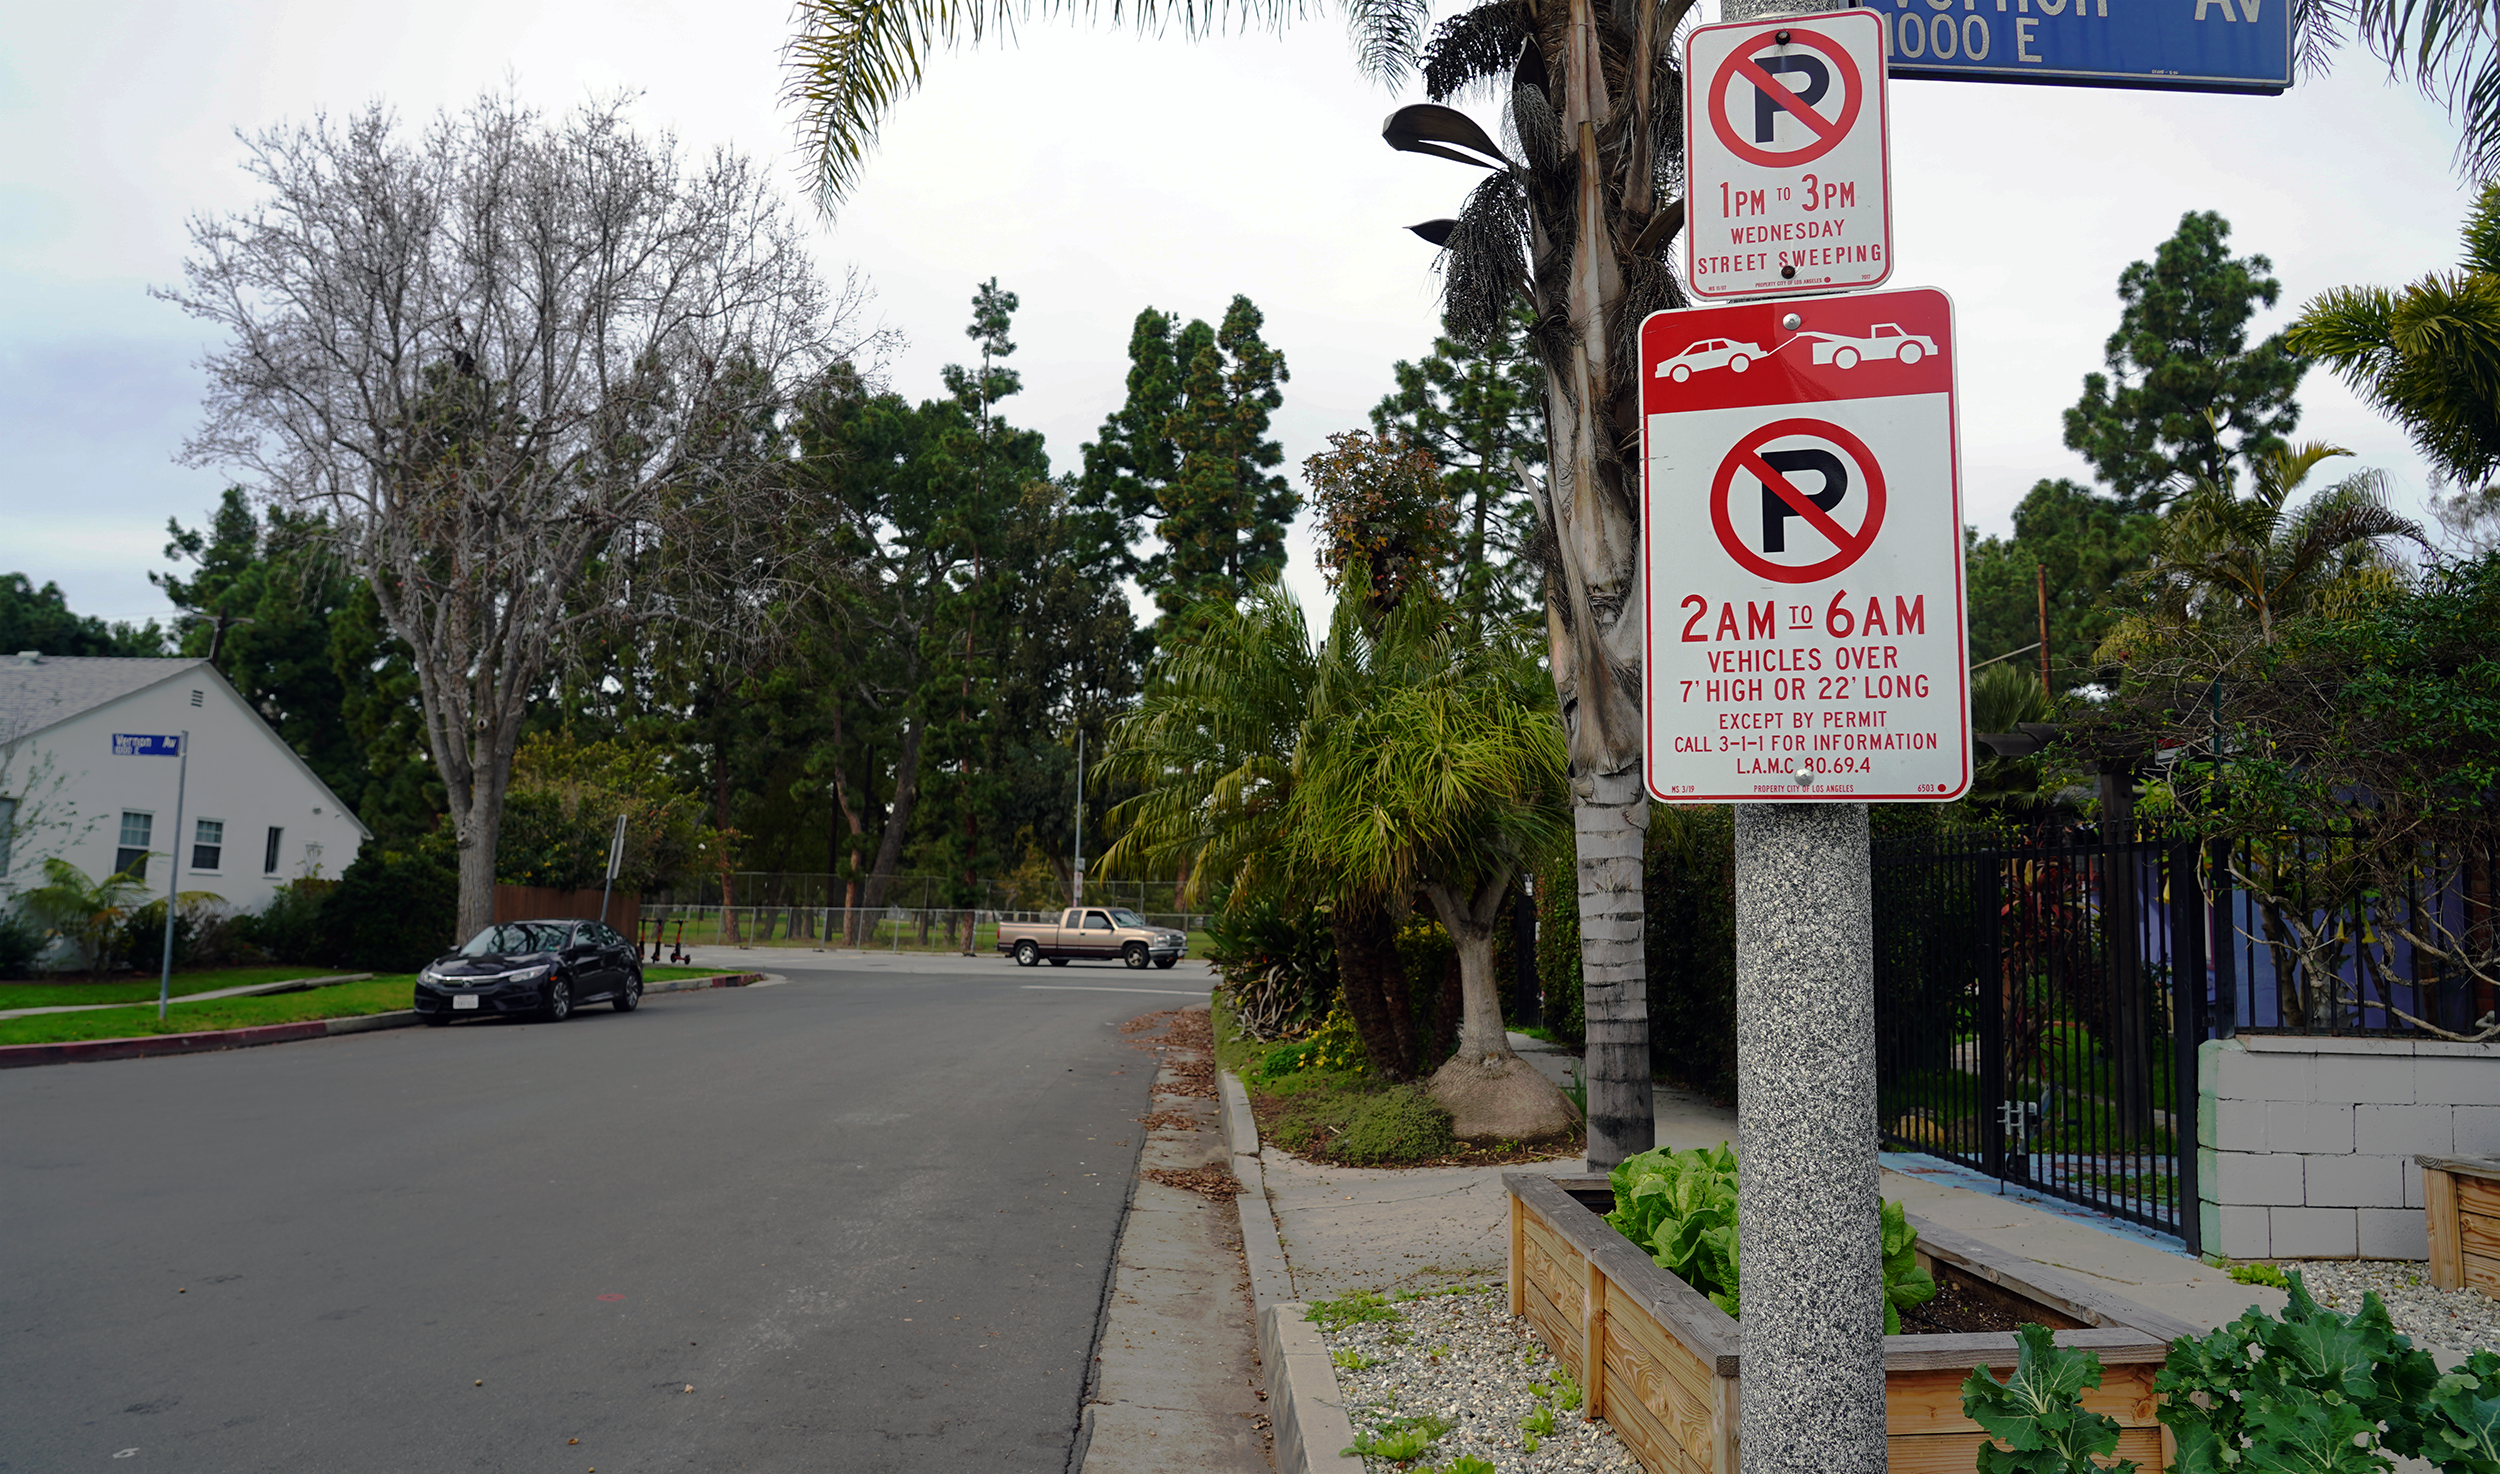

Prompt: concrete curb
[1260,1305,1365,1474]
[0,971,769,1070]
[1219,1070,1296,1309]
[1220,1069,1363,1474]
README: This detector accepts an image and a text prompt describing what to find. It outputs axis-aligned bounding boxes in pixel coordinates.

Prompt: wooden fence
[492,885,639,938]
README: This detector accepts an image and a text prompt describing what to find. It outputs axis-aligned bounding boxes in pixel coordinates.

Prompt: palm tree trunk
[1331,895,1415,1080]
[1534,0,1658,1172]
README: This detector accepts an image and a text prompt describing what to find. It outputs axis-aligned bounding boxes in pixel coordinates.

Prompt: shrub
[317,840,458,972]
[1533,850,1584,1045]
[1335,1084,1456,1164]
[0,906,42,978]
[1646,806,1737,1098]
[1209,892,1340,1041]
[1256,1003,1369,1080]
[241,878,335,964]
[1267,1078,1367,1156]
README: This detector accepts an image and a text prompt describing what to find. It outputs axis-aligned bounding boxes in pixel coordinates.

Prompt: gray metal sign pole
[1733,801,1883,1473]
[1708,5,1887,1468]
[157,730,189,1022]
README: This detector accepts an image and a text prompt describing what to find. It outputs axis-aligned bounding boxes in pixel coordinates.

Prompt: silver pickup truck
[995,907,1188,970]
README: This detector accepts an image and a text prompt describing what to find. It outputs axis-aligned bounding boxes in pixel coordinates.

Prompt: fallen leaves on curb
[1144,1164,1243,1200]
[1137,1109,1200,1132]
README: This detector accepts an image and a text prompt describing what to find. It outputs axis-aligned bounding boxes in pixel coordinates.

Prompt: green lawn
[0,966,361,1012]
[0,965,735,1048]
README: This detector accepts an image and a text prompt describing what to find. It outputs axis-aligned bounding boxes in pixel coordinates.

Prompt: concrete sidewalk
[1264,1034,2290,1335]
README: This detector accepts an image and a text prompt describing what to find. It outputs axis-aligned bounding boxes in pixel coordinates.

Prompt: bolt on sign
[1641,287,1970,803]
[1685,10,1892,300]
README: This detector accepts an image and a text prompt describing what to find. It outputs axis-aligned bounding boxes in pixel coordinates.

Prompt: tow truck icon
[1654,323,1940,379]
[1799,323,1936,369]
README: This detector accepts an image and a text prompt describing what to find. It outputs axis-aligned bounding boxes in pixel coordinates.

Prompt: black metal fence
[1874,829,2205,1244]
[1875,821,2500,1249]
[2212,833,2499,1038]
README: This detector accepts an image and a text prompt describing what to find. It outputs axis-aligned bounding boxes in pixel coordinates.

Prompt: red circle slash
[1709,418,1886,584]
[1707,27,1862,169]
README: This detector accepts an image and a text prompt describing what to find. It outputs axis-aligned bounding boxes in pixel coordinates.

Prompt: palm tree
[1287,598,1577,1137]
[2290,184,2500,533]
[2096,441,2424,657]
[787,0,1682,1164]
[20,857,153,977]
[1097,580,1579,1134]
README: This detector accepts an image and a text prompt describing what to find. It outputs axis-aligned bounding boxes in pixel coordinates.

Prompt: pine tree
[1079,307,1185,572]
[1082,295,1295,634]
[1370,304,1546,637]
[2064,212,2307,512]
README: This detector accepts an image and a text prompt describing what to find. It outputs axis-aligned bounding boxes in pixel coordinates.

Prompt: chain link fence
[634,904,1213,957]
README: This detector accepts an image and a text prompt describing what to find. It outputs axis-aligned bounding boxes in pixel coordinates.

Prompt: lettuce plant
[1604,1144,1936,1330]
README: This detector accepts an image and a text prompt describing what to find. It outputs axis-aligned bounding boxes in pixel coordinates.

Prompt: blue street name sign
[1848,0,2289,93]
[112,733,183,757]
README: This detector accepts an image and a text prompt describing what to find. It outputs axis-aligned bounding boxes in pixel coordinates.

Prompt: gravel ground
[1312,1281,1645,1474]
[2287,1260,2500,1356]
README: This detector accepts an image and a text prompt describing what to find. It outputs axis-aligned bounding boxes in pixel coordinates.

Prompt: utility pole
[1072,727,1086,906]
[2036,562,2052,696]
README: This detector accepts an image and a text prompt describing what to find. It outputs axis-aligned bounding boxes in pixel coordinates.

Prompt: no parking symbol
[1709,418,1886,585]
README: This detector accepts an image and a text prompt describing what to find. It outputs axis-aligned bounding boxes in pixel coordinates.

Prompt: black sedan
[412,920,644,1025]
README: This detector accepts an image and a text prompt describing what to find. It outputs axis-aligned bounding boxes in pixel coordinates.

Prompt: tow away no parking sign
[1641,287,1969,803]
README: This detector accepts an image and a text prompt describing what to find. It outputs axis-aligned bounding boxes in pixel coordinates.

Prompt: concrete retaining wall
[2199,1034,2500,1259]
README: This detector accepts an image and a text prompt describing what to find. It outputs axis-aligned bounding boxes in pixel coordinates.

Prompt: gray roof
[0,654,373,840]
[0,656,207,740]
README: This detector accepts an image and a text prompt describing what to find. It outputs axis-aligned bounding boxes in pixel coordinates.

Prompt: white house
[0,653,369,912]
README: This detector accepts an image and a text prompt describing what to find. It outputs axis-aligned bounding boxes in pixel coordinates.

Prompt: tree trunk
[1529,0,1658,1172]
[1331,895,1415,1081]
[1423,871,1580,1140]
[1577,770,1655,1166]
[861,713,927,911]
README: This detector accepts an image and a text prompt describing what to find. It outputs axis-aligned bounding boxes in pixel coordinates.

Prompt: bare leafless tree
[163,91,885,940]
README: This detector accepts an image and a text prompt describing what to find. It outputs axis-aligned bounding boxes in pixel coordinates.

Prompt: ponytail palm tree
[1098,579,1579,1136]
[789,0,1686,1163]
[1290,601,1578,1138]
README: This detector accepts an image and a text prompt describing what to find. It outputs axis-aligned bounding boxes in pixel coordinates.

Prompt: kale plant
[1960,1322,2140,1474]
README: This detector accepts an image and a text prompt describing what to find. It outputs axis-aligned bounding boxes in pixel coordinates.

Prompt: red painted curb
[0,1018,338,1070]
[0,972,767,1070]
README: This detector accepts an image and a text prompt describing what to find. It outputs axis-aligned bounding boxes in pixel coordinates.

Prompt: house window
[192,819,224,873]
[264,826,284,875]
[116,811,152,883]
[0,795,15,880]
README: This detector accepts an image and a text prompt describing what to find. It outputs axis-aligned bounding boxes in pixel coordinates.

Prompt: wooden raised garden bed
[2419,1154,2500,1294]
[1505,1172,2203,1474]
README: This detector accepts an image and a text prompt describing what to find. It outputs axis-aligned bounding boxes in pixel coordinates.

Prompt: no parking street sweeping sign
[1642,287,1969,803]
[1685,9,1892,299]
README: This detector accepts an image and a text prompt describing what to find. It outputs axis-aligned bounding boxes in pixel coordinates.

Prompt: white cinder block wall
[2200,1035,2500,1259]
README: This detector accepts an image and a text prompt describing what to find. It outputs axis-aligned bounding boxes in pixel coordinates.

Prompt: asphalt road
[0,952,1214,1472]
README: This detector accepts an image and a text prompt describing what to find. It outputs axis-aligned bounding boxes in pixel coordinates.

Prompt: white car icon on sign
[1656,338,1768,382]
[1802,323,1938,370]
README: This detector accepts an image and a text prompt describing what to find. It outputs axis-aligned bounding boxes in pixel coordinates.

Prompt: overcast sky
[0,0,2478,643]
